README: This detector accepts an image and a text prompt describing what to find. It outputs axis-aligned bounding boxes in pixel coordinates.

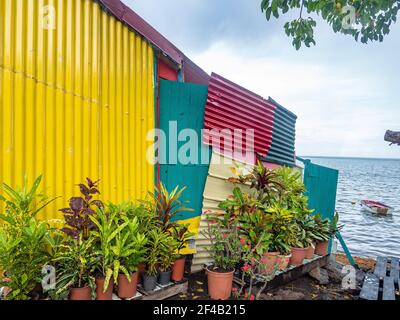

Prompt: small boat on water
[360,200,394,215]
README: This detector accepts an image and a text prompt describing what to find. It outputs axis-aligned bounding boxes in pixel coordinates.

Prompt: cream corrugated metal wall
[191,153,305,272]
[191,152,253,272]
[0,0,155,220]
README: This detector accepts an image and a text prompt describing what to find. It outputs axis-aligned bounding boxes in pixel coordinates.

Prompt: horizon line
[300,155,400,161]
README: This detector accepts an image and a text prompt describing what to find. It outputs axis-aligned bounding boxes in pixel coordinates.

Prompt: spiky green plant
[53,236,97,296]
[89,208,130,292]
[108,215,147,282]
[147,183,193,232]
[0,176,59,300]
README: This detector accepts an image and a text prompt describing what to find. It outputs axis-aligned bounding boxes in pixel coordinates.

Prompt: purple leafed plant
[59,178,104,240]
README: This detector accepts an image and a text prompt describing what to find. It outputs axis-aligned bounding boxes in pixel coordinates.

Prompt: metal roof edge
[96,1,210,84]
[268,97,298,120]
[96,0,183,64]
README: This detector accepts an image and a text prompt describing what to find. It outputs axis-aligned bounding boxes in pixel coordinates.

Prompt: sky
[126,0,400,159]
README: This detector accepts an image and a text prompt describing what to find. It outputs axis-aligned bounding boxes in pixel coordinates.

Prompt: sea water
[306,157,400,259]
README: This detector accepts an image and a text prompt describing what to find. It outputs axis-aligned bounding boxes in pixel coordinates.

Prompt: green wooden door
[159,80,210,223]
[302,159,339,221]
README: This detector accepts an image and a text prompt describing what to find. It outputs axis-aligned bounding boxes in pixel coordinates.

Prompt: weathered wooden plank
[141,281,188,300]
[360,274,380,300]
[382,277,396,300]
[374,257,388,278]
[389,257,400,282]
[233,255,330,291]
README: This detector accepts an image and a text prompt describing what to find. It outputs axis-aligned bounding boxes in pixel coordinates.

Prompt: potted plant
[115,202,158,282]
[170,224,194,282]
[272,227,296,271]
[302,214,318,260]
[203,212,242,300]
[313,213,342,256]
[89,207,132,300]
[53,236,97,300]
[0,176,60,300]
[158,236,179,286]
[143,229,172,291]
[290,222,312,267]
[112,216,147,299]
[148,183,194,282]
[264,204,298,271]
[237,206,275,274]
[235,234,277,300]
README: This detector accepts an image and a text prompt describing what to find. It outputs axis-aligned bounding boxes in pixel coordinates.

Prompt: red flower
[249,294,255,301]
[241,264,250,273]
[232,287,238,293]
[240,238,247,245]
[223,234,228,239]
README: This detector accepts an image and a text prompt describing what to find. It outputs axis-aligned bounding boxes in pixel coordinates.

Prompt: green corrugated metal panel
[159,80,210,222]
[301,159,339,221]
[263,98,297,166]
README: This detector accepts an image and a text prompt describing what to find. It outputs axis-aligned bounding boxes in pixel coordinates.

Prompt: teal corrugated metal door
[159,80,210,222]
[302,159,339,221]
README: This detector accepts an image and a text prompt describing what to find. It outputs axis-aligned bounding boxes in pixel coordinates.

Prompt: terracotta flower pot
[207,268,234,300]
[315,240,329,256]
[69,286,92,300]
[171,257,186,282]
[290,247,308,266]
[305,244,316,260]
[95,277,114,300]
[118,272,138,299]
[261,252,279,274]
[277,254,292,271]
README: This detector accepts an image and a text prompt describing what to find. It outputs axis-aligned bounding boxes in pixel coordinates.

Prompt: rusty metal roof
[203,73,276,158]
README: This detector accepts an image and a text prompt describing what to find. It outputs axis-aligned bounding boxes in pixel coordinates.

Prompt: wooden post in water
[384,130,400,145]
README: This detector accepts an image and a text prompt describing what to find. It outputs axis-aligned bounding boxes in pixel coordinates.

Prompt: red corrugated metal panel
[203,73,276,157]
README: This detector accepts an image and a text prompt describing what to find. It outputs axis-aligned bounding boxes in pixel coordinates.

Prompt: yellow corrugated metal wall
[0,0,155,220]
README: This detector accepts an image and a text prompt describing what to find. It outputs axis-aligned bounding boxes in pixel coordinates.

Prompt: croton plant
[59,178,104,240]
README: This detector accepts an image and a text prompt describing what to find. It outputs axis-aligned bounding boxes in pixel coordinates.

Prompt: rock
[308,267,330,285]
[272,289,306,300]
[326,261,346,283]
[356,269,366,287]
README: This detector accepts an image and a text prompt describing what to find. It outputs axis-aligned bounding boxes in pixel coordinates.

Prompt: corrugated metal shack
[0,0,298,265]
